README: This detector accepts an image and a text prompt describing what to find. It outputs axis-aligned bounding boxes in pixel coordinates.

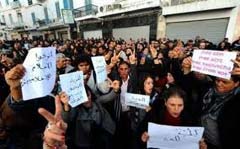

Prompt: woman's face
[143,48,149,55]
[165,96,184,118]
[126,48,132,55]
[167,73,175,84]
[144,77,154,95]
[215,77,239,94]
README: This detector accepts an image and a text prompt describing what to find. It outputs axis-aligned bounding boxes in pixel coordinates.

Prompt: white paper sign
[59,71,88,107]
[91,56,107,84]
[21,47,56,100]
[147,123,204,149]
[191,49,237,79]
[125,93,150,109]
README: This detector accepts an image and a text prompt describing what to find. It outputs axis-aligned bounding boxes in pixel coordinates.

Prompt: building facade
[160,0,240,44]
[73,0,161,42]
[0,0,75,40]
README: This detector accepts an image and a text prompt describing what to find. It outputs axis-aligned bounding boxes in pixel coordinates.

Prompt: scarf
[202,87,240,120]
[163,110,181,126]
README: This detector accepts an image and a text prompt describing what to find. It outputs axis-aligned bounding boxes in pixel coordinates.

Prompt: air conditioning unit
[112,4,122,9]
[106,4,122,11]
[99,6,107,12]
[106,4,113,11]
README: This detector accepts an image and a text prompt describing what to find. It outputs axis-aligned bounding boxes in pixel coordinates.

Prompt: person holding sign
[125,75,161,149]
[182,56,240,149]
[138,86,207,149]
[75,55,117,101]
[3,64,56,149]
[59,85,116,149]
[128,75,161,144]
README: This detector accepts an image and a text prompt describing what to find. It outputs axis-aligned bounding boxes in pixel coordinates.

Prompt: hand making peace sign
[38,95,67,149]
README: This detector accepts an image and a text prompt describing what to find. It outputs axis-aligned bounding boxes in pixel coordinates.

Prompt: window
[31,12,36,25]
[44,7,49,24]
[5,0,9,5]
[55,2,61,19]
[63,0,73,9]
[28,0,33,5]
[17,13,23,23]
[8,14,13,24]
[2,15,6,23]
[85,0,92,15]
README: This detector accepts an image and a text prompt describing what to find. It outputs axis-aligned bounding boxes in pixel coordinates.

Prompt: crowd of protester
[0,35,240,149]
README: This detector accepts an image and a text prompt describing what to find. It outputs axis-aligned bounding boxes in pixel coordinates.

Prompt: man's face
[115,44,122,53]
[1,54,14,68]
[118,63,129,79]
[215,77,239,94]
[14,43,21,50]
[78,62,90,74]
[57,58,66,69]
[199,42,206,49]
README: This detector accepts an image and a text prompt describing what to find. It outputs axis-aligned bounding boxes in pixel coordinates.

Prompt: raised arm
[38,95,67,149]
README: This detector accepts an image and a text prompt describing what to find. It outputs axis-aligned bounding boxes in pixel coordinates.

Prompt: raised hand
[38,95,67,149]
[111,80,120,93]
[5,64,25,89]
[129,49,137,65]
[199,138,207,149]
[182,57,192,74]
[111,51,121,65]
[108,78,120,92]
[5,64,25,101]
[150,45,158,58]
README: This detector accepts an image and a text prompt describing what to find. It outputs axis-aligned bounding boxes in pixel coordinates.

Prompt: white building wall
[0,0,68,40]
[73,0,115,9]
[162,0,240,15]
[226,5,239,41]
[161,0,240,42]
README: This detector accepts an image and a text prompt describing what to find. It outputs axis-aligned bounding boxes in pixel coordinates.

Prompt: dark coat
[218,91,240,149]
[138,103,195,149]
[0,95,55,149]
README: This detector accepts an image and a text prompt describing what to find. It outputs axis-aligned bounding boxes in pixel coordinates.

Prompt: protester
[59,85,116,149]
[181,56,240,149]
[2,64,55,149]
[1,36,240,149]
[138,86,207,149]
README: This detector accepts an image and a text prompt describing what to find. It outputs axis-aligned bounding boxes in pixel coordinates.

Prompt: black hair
[231,75,240,83]
[162,86,186,103]
[118,60,130,68]
[140,75,156,98]
[74,55,93,68]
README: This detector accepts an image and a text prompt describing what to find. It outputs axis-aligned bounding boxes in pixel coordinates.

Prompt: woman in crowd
[138,86,206,149]
[129,75,161,148]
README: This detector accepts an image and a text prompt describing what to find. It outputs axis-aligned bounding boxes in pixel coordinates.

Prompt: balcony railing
[73,4,98,18]
[11,21,24,30]
[36,18,64,27]
[11,0,21,9]
[170,0,207,6]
